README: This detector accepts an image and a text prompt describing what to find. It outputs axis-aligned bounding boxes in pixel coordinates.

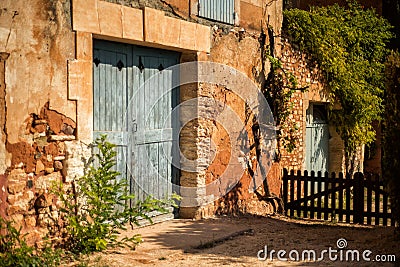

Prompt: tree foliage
[284,1,393,173]
[383,51,400,231]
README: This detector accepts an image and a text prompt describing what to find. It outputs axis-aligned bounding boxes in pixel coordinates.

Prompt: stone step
[136,207,175,227]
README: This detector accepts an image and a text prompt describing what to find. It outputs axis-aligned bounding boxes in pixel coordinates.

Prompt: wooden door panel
[306,105,329,173]
[94,40,180,204]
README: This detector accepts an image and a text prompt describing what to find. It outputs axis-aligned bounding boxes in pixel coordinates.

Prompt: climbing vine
[258,26,308,157]
[263,53,306,154]
[284,1,393,174]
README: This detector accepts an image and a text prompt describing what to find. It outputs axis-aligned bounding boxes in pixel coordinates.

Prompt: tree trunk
[344,145,364,176]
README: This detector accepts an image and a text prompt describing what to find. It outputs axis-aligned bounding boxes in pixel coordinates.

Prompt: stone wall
[0,102,91,244]
[180,17,284,218]
[0,0,89,243]
[0,0,76,145]
[277,39,345,174]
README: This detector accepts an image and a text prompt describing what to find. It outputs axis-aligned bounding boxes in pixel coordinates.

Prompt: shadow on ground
[100,215,399,266]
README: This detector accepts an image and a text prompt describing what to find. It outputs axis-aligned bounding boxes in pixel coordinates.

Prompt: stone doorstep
[136,206,175,227]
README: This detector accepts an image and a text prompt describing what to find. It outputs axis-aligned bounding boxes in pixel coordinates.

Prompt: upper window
[198,0,235,25]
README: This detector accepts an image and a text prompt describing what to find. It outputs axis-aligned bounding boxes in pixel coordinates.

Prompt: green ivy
[263,54,307,154]
[284,1,393,173]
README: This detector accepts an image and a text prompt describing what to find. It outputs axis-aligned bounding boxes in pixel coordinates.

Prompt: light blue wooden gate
[306,105,329,173]
[93,40,180,203]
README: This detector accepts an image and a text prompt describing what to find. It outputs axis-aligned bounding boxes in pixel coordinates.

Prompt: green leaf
[283,1,393,172]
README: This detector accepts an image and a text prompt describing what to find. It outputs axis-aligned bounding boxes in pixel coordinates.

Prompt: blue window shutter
[199,0,235,25]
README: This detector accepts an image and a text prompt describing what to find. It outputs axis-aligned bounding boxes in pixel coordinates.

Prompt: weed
[0,217,62,267]
[51,135,179,255]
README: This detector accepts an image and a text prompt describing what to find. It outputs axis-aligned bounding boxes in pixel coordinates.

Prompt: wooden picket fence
[282,169,393,226]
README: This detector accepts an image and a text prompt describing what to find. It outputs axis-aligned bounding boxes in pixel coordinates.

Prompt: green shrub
[0,217,62,267]
[52,135,179,255]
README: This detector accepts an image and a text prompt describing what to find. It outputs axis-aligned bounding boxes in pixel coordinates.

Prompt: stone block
[72,0,99,33]
[35,160,45,174]
[37,213,51,227]
[49,135,76,141]
[163,0,190,14]
[122,6,144,41]
[24,190,35,201]
[196,24,211,53]
[35,172,62,190]
[179,20,197,50]
[98,1,122,38]
[62,124,75,135]
[8,169,26,182]
[67,59,93,143]
[77,99,94,144]
[45,168,54,174]
[180,171,200,187]
[68,60,91,101]
[179,206,202,219]
[24,230,43,247]
[7,199,29,213]
[10,214,24,225]
[76,32,93,61]
[7,189,34,215]
[7,193,22,205]
[144,7,165,44]
[163,16,181,47]
[25,215,37,228]
[34,124,46,133]
[143,7,209,52]
[7,169,27,194]
[54,161,63,171]
[62,141,91,182]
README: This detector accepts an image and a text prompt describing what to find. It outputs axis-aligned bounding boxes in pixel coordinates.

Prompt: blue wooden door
[93,40,180,203]
[129,46,180,201]
[306,105,329,173]
[93,41,131,187]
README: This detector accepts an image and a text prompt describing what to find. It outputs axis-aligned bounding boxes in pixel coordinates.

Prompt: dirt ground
[88,215,399,267]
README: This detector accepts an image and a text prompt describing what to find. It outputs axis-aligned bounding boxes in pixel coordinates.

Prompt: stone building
[0,0,349,241]
[284,0,385,177]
